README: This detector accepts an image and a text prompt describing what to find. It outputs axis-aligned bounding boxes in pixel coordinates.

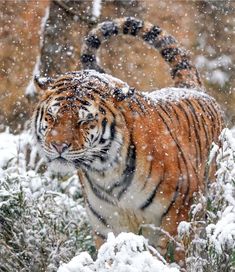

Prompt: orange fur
[32,18,224,264]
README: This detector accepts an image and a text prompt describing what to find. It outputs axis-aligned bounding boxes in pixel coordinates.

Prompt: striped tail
[81,17,202,89]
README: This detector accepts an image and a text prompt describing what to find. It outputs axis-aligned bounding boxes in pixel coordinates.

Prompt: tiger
[32,17,224,262]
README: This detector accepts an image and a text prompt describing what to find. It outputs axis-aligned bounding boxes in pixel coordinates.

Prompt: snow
[177,222,191,239]
[144,87,210,104]
[195,55,232,70]
[79,70,129,90]
[0,128,34,170]
[58,233,180,272]
[210,69,229,87]
[195,54,231,87]
[92,0,102,19]
[205,129,235,254]
[178,128,235,270]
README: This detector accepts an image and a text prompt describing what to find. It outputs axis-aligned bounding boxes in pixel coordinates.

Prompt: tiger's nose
[51,142,71,154]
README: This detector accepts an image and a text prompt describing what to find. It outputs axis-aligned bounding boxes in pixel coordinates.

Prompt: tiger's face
[33,89,120,172]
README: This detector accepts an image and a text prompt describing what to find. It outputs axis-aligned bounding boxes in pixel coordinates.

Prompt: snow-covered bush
[178,128,235,271]
[57,232,180,272]
[1,127,235,271]
[0,130,95,272]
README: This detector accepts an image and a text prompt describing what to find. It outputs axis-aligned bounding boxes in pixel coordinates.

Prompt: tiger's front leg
[156,203,189,265]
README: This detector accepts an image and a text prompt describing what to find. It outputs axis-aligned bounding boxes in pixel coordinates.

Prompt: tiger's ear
[34,75,54,90]
[113,87,135,101]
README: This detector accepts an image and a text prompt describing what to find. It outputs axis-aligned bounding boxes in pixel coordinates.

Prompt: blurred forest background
[1,0,234,133]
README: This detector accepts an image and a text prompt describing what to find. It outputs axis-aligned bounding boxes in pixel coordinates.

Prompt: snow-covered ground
[0,127,234,271]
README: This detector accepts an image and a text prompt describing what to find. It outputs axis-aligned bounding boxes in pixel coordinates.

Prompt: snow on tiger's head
[32,70,130,172]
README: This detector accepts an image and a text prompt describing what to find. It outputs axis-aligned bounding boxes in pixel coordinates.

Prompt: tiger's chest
[80,169,165,236]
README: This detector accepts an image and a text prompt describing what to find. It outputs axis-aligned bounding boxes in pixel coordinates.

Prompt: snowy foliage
[0,129,95,272]
[58,233,180,272]
[178,128,235,271]
[0,127,235,271]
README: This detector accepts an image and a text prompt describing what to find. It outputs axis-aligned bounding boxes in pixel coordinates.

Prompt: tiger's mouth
[55,157,68,163]
[48,155,70,164]
[47,156,76,173]
[50,155,86,169]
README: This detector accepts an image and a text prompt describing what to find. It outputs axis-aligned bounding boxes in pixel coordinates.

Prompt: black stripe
[55,96,67,101]
[196,101,211,147]
[113,88,126,101]
[177,103,192,142]
[85,35,101,49]
[133,95,147,114]
[117,142,136,199]
[140,177,164,210]
[201,102,216,138]
[101,21,118,37]
[110,120,116,140]
[176,153,190,204]
[166,103,180,124]
[161,176,182,219]
[85,172,114,205]
[161,47,183,62]
[185,99,201,130]
[99,106,106,115]
[101,118,108,136]
[158,104,173,121]
[159,154,189,223]
[182,101,200,167]
[184,99,203,165]
[106,140,136,195]
[207,102,222,138]
[80,105,89,112]
[123,17,143,36]
[207,102,219,123]
[154,35,176,49]
[80,100,91,106]
[51,102,60,107]
[87,200,109,227]
[81,54,96,64]
[87,93,95,101]
[51,82,70,90]
[143,25,162,44]
[55,88,70,95]
[141,159,153,190]
[157,110,191,186]
[52,77,73,85]
[171,59,192,78]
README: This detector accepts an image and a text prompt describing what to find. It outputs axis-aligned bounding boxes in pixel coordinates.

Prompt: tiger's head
[32,70,131,172]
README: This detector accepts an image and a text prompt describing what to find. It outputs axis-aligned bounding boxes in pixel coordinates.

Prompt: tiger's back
[33,17,224,262]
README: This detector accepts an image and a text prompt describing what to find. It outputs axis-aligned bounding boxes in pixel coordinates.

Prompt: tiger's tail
[81,17,202,89]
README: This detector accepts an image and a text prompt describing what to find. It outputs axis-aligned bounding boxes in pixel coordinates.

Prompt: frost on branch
[58,232,180,272]
[178,128,235,271]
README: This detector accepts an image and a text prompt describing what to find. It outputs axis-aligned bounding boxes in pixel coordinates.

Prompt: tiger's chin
[48,158,76,174]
